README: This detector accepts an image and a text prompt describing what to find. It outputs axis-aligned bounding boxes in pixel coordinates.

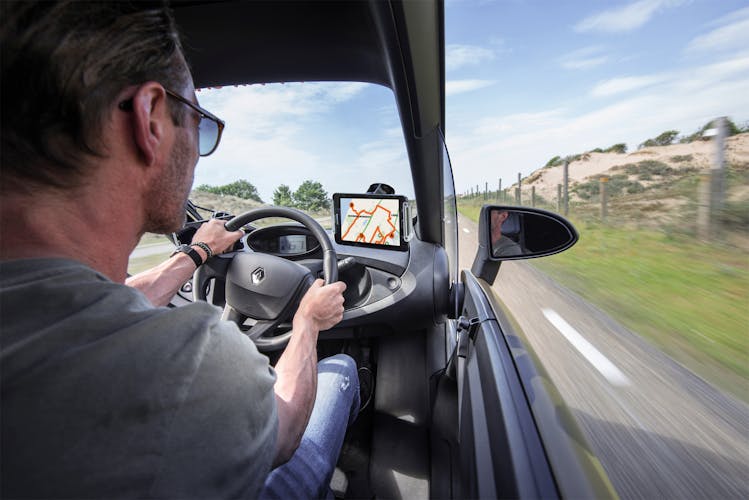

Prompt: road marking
[462,228,470,233]
[542,309,630,387]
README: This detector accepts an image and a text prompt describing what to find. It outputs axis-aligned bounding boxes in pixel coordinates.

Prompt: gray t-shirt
[0,258,277,498]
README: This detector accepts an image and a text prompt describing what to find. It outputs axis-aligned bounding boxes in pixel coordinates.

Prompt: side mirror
[471,205,578,284]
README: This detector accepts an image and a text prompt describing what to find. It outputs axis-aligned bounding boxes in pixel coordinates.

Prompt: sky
[194,0,749,202]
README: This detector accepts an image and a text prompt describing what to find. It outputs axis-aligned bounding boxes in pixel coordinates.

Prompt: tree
[194,179,263,202]
[294,180,329,211]
[273,184,295,207]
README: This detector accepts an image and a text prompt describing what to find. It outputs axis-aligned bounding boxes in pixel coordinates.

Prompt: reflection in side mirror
[471,205,578,285]
[488,207,577,260]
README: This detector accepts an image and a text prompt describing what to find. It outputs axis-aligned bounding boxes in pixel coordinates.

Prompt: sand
[523,133,749,202]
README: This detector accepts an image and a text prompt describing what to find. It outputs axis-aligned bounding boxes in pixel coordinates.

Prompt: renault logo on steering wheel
[252,267,265,284]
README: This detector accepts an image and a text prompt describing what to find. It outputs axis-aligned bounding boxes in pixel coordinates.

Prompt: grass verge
[458,200,749,403]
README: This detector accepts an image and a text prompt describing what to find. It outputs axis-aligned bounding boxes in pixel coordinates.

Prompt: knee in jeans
[319,354,359,391]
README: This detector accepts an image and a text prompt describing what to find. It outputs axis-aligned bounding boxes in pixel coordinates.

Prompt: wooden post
[517,173,522,205]
[712,117,727,237]
[697,173,712,240]
[497,179,501,201]
[485,182,488,200]
[531,186,536,207]
[557,184,562,212]
[600,177,608,222]
[563,160,569,216]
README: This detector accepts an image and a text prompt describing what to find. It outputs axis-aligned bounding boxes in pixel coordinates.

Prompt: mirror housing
[471,205,578,285]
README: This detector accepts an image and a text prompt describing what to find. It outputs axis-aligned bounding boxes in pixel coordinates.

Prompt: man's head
[0,0,191,199]
[491,210,509,242]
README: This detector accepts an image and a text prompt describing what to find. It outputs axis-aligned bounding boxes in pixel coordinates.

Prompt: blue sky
[194,0,749,202]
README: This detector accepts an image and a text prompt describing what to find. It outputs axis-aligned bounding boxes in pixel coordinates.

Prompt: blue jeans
[260,354,360,499]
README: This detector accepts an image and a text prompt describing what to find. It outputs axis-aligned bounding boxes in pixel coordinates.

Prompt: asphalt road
[457,213,749,499]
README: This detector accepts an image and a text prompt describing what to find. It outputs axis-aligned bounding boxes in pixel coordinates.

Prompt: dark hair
[0,1,189,193]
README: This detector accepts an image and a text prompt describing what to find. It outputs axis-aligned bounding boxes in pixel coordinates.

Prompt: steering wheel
[193,207,337,351]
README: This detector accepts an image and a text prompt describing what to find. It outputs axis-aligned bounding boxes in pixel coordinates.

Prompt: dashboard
[174,209,448,334]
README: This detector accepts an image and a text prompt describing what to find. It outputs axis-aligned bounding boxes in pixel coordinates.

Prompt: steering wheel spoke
[203,207,338,352]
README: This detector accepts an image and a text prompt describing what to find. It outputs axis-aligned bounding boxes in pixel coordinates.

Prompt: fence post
[557,184,562,212]
[712,117,727,237]
[484,182,488,200]
[563,160,569,216]
[517,173,522,205]
[697,173,712,240]
[600,177,608,222]
[497,179,501,202]
[531,186,536,207]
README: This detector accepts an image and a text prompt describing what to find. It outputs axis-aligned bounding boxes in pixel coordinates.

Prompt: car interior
[170,1,614,498]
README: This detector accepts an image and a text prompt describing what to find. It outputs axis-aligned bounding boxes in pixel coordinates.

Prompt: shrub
[639,130,679,149]
[718,200,749,231]
[604,143,627,154]
[195,180,263,202]
[544,155,563,168]
[572,174,645,199]
[671,154,693,163]
[680,117,745,143]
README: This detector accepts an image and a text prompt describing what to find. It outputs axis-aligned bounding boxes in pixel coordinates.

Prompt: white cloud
[575,0,686,34]
[191,82,419,201]
[685,7,749,54]
[446,79,496,96]
[446,44,495,71]
[559,46,609,70]
[447,52,749,194]
[591,74,668,97]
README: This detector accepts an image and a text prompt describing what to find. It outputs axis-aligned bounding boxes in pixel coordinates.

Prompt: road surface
[457,213,749,499]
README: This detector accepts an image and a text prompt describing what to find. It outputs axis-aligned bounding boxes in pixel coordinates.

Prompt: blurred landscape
[458,130,749,403]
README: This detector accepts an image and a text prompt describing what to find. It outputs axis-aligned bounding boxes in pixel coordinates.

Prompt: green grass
[458,199,749,402]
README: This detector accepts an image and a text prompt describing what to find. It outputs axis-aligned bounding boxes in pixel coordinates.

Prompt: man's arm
[126,219,243,306]
[271,278,346,466]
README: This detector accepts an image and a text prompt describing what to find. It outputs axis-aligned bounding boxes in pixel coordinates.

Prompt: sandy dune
[523,133,749,201]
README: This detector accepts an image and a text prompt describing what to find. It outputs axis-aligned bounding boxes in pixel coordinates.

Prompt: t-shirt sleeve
[149,316,278,499]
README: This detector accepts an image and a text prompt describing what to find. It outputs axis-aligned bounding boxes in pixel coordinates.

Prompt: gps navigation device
[333,193,409,251]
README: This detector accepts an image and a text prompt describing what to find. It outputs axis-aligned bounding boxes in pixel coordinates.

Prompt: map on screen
[339,197,401,246]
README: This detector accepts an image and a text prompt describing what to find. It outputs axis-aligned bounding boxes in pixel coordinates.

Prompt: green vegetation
[270,180,330,211]
[544,155,563,168]
[603,143,627,154]
[273,184,295,207]
[679,117,748,143]
[670,154,693,163]
[639,130,679,149]
[533,222,749,402]
[195,179,263,203]
[573,174,645,199]
[547,144,627,168]
[457,196,749,402]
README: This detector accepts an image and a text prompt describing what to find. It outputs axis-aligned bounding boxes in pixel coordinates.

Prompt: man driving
[0,1,358,498]
[490,210,523,257]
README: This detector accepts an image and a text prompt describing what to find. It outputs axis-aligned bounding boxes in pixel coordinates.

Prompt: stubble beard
[143,132,195,234]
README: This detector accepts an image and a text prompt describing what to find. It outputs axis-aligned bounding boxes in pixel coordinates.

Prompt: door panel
[457,270,558,498]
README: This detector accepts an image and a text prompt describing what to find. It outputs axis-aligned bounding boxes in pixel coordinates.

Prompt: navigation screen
[333,194,407,250]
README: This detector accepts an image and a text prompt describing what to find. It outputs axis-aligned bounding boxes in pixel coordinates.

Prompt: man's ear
[131,82,171,167]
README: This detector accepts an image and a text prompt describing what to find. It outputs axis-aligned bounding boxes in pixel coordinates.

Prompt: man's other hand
[191,219,244,257]
[294,279,347,332]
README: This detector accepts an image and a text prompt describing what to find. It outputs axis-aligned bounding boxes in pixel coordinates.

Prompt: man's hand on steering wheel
[190,219,244,260]
[294,279,347,333]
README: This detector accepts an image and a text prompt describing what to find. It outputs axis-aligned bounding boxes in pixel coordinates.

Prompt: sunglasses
[119,86,225,157]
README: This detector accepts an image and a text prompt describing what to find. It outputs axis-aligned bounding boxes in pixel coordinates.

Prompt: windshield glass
[128,82,413,274]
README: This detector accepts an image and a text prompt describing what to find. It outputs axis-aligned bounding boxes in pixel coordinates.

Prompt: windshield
[128,82,414,274]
